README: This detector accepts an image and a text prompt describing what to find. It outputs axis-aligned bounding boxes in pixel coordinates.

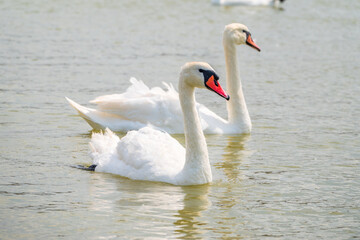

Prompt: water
[1,0,359,239]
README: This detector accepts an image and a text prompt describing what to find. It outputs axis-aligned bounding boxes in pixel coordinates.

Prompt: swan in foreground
[66,23,260,134]
[211,0,285,7]
[88,62,229,185]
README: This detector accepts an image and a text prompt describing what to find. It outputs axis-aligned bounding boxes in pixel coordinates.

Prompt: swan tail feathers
[89,128,120,166]
[66,97,106,130]
[66,97,133,130]
[90,128,120,154]
[66,97,94,118]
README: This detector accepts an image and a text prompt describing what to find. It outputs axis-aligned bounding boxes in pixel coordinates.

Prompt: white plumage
[87,62,229,185]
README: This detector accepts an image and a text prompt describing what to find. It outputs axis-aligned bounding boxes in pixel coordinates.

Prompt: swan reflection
[84,133,252,238]
[173,185,210,239]
[211,134,251,183]
[87,173,210,238]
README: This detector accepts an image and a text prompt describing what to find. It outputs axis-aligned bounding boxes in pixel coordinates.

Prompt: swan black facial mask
[200,69,230,101]
[243,30,261,52]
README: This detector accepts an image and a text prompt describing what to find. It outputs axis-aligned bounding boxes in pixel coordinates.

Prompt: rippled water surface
[1,0,359,239]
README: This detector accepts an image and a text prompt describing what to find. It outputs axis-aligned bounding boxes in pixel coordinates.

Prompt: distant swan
[66,23,260,134]
[88,62,229,185]
[211,0,285,7]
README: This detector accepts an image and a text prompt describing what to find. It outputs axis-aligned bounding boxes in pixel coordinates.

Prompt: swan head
[180,62,230,100]
[224,23,261,52]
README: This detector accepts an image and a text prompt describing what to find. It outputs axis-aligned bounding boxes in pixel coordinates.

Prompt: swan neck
[223,40,251,130]
[178,79,211,183]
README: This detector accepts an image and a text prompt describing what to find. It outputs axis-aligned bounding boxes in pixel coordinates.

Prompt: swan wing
[90,127,186,184]
[89,78,184,133]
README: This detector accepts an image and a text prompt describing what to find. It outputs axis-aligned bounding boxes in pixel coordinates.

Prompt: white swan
[211,0,285,7]
[66,23,260,134]
[88,62,229,185]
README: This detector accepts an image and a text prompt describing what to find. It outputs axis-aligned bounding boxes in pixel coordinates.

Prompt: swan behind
[66,23,260,134]
[88,62,229,185]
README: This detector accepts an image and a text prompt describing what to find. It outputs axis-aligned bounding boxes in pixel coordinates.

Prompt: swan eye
[199,69,204,73]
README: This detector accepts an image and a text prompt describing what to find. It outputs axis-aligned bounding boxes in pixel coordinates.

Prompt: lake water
[1,0,359,239]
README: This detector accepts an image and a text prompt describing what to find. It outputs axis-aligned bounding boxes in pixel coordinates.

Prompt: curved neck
[223,39,251,131]
[178,79,212,184]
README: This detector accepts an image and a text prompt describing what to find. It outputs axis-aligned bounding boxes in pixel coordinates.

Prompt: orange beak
[246,34,261,52]
[205,75,230,101]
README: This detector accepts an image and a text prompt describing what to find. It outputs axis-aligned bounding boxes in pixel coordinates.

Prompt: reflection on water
[174,185,210,239]
[78,133,255,239]
[85,172,212,239]
[216,134,251,183]
[81,133,256,239]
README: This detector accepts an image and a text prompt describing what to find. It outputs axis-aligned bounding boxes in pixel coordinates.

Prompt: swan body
[211,0,285,6]
[90,127,186,183]
[66,23,260,134]
[88,62,229,185]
